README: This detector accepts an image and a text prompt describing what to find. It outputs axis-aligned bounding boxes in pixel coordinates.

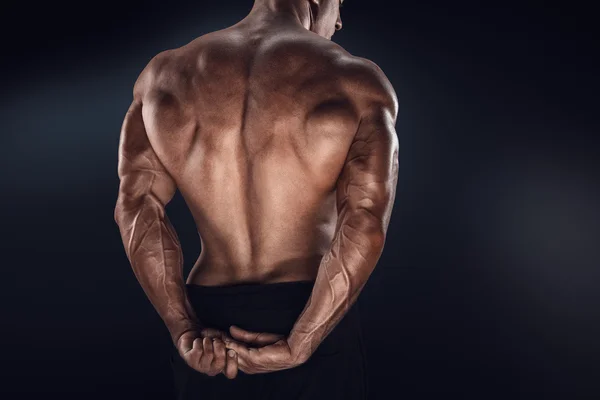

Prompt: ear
[308,0,321,26]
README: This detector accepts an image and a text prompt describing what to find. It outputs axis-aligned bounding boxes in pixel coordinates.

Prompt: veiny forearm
[115,192,202,346]
[287,208,385,363]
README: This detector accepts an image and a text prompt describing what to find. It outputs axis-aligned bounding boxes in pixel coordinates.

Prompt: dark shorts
[170,279,368,399]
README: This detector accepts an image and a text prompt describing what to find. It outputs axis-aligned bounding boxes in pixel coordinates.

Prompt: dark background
[2,0,599,398]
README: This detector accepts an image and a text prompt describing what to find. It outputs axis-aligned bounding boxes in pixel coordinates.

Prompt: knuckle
[214,359,226,369]
[189,350,202,361]
[215,338,225,347]
[212,364,224,373]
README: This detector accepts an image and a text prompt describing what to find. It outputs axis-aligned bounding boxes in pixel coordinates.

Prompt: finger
[202,329,235,345]
[211,338,227,375]
[182,338,202,370]
[220,332,236,342]
[229,325,261,344]
[223,338,250,358]
[192,337,203,351]
[224,340,262,374]
[201,328,225,339]
[178,333,196,355]
[198,337,214,373]
[224,349,239,379]
[229,325,284,346]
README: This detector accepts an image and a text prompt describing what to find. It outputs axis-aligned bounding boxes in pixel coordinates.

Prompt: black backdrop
[2,1,599,398]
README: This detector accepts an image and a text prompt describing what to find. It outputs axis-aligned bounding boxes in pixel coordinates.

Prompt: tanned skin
[114,0,398,380]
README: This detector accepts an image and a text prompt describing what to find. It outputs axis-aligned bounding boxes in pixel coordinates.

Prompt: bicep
[116,100,177,213]
[335,102,399,241]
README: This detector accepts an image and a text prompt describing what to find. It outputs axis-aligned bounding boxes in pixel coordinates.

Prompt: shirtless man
[114,0,398,397]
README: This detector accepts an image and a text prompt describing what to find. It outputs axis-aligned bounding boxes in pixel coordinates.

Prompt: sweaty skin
[114,0,398,379]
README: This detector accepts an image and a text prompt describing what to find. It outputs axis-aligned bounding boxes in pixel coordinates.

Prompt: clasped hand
[176,325,305,379]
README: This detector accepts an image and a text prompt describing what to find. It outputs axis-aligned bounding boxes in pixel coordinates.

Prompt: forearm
[287,209,385,363]
[115,192,202,346]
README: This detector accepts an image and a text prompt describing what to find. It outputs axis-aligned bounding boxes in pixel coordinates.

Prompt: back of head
[250,0,344,40]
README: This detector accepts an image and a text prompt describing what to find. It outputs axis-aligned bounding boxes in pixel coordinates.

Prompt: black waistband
[185,279,317,314]
[185,279,316,296]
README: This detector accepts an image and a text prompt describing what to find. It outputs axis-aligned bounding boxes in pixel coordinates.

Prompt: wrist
[288,330,312,364]
[168,318,204,346]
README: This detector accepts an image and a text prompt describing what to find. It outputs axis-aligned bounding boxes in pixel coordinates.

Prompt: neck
[247,0,312,30]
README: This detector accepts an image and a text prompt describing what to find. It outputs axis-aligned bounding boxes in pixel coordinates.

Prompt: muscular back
[124,23,398,286]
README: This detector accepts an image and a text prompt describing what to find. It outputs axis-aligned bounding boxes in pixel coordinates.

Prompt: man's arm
[114,96,202,347]
[287,75,399,363]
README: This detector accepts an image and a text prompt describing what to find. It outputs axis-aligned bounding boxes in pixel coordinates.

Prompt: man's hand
[223,325,307,374]
[176,327,239,379]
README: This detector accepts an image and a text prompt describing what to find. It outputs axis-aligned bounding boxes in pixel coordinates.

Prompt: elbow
[114,192,164,226]
[113,193,136,226]
[371,229,386,250]
[114,205,122,225]
[114,200,125,226]
[367,230,386,259]
[345,208,387,250]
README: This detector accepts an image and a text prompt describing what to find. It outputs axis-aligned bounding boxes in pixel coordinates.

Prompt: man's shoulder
[132,48,183,100]
[132,34,214,100]
[336,54,398,119]
[259,34,397,117]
